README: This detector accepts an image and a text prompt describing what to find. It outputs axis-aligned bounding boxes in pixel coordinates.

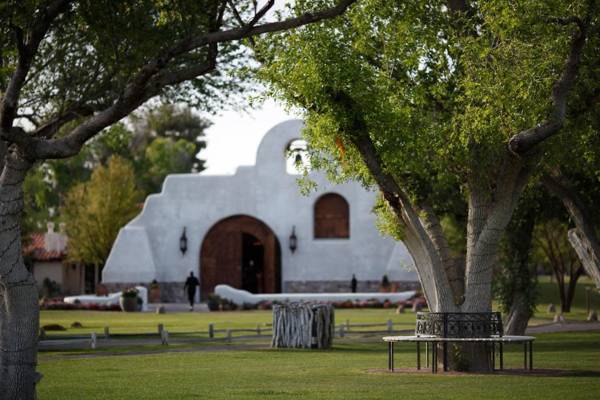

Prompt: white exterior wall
[103,120,416,291]
[33,261,64,287]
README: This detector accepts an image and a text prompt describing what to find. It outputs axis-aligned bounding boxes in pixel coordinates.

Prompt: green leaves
[62,156,142,265]
[259,0,597,217]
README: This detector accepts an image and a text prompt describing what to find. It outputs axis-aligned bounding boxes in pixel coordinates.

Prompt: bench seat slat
[383,335,535,343]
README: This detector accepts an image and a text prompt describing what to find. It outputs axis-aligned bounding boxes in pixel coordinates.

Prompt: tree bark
[504,294,532,335]
[0,153,39,400]
[568,228,600,289]
[542,171,600,289]
[463,155,532,313]
[500,200,537,335]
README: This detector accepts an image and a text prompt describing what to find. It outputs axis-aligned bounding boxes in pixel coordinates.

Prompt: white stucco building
[103,120,417,301]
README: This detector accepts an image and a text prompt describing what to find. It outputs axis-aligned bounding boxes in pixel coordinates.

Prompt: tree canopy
[61,156,142,265]
[0,1,358,396]
[259,0,599,323]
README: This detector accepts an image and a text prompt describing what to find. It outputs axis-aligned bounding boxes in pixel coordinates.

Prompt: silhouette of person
[183,271,200,311]
[351,274,357,293]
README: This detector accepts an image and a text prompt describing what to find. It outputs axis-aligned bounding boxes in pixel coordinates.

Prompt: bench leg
[443,342,448,372]
[529,341,533,371]
[523,342,527,370]
[491,342,495,371]
[417,341,421,370]
[432,342,437,373]
[426,342,429,368]
[388,342,395,372]
[500,342,503,371]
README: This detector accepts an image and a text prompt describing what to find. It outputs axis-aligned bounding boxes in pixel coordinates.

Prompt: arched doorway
[200,215,281,299]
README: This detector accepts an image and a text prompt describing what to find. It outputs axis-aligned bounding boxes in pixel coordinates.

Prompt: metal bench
[383,312,535,373]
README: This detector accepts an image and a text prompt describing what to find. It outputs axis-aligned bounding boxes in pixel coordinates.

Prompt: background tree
[21,103,210,237]
[259,0,599,370]
[533,214,585,314]
[494,193,539,335]
[131,104,210,193]
[62,156,142,268]
[0,1,357,397]
[542,171,600,290]
[21,123,133,234]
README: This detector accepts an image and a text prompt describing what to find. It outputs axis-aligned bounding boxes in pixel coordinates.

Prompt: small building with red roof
[24,222,86,295]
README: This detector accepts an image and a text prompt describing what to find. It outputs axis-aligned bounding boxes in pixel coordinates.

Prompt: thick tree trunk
[351,131,530,371]
[542,171,600,289]
[0,154,39,400]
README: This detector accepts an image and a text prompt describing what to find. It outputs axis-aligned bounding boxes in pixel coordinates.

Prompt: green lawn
[40,276,599,337]
[38,331,600,400]
[530,276,598,324]
[40,308,417,336]
[37,279,600,399]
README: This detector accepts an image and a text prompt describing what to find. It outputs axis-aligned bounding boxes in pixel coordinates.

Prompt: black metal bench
[383,312,535,373]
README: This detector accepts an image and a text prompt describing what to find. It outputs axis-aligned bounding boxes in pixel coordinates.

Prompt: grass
[40,276,598,337]
[39,308,417,336]
[529,276,598,324]
[37,331,600,400]
[36,277,600,399]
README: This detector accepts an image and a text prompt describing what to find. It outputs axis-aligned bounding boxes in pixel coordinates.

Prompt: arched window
[314,193,350,239]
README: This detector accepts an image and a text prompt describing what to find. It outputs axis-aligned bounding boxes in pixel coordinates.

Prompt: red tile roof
[23,233,66,262]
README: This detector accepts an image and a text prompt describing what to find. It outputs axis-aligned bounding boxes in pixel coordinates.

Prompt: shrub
[39,297,121,311]
[207,294,240,311]
[121,287,139,298]
[42,324,66,331]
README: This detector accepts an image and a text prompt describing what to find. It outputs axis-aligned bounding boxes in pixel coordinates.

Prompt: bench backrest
[415,312,503,338]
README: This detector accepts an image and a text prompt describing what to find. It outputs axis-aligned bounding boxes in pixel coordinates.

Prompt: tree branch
[32,105,97,138]
[20,0,356,160]
[177,0,356,54]
[541,168,600,289]
[508,16,588,155]
[0,0,73,131]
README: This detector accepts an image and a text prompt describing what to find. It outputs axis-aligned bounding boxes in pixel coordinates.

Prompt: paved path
[146,303,209,313]
[526,321,600,334]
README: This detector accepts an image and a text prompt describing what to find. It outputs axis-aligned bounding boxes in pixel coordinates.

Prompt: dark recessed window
[314,193,350,239]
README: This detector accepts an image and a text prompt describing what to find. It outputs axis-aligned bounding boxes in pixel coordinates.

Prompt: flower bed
[207,295,427,311]
[40,297,121,311]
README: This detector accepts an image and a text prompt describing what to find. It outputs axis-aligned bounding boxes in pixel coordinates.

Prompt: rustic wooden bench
[382,312,535,373]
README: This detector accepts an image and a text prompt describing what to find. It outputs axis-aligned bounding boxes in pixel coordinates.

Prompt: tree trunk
[542,171,600,289]
[568,228,600,289]
[563,266,583,313]
[555,271,568,313]
[504,293,532,335]
[499,201,537,335]
[0,154,39,399]
[351,131,531,371]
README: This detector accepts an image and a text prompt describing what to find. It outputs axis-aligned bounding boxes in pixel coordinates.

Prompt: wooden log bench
[382,312,535,373]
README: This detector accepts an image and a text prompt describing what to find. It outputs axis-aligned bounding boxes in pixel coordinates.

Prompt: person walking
[183,271,200,311]
[351,274,357,293]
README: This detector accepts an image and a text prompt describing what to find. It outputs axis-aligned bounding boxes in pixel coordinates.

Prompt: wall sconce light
[180,227,188,256]
[289,226,298,254]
